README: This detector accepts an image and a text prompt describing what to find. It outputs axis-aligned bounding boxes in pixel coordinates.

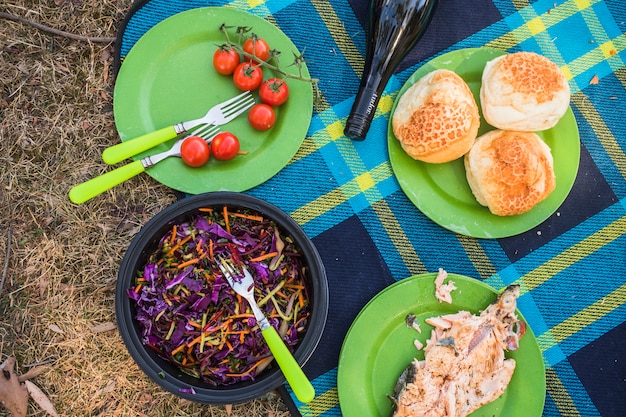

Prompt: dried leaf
[590,74,599,84]
[18,365,50,383]
[48,324,65,334]
[91,379,116,400]
[91,322,117,333]
[0,357,29,417]
[24,380,60,417]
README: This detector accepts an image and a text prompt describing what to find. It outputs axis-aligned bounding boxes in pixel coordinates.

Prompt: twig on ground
[0,11,116,44]
[0,228,11,293]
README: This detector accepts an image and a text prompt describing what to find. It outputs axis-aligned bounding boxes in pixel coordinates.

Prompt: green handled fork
[68,125,219,204]
[218,257,316,403]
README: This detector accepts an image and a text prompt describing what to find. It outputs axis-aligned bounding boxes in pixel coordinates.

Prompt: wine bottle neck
[345,0,438,140]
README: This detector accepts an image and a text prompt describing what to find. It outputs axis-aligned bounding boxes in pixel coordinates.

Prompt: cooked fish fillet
[392,285,525,417]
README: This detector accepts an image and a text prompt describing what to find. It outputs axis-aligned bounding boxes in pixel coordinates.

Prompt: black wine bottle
[344,0,438,140]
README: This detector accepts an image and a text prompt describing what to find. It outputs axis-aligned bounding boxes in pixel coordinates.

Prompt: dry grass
[0,1,290,416]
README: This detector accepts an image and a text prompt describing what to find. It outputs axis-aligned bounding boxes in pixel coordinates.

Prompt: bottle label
[366,92,379,117]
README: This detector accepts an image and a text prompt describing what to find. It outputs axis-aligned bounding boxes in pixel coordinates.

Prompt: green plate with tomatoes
[113,7,314,194]
[387,48,580,238]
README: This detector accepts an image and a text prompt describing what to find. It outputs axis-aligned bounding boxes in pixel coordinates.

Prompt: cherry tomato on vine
[248,103,276,131]
[213,45,240,75]
[259,78,290,107]
[243,36,271,64]
[180,136,210,167]
[232,62,264,91]
[211,132,240,161]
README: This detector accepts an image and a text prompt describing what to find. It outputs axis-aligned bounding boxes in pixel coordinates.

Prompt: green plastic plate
[388,48,580,238]
[337,273,546,417]
[113,7,313,194]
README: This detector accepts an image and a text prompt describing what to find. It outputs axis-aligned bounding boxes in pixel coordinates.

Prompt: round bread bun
[392,69,480,163]
[464,129,556,216]
[480,51,570,131]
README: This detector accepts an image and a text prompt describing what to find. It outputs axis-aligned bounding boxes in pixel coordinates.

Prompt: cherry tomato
[243,36,271,64]
[211,132,240,161]
[259,78,289,107]
[232,62,263,91]
[213,45,240,75]
[180,136,210,167]
[248,103,276,131]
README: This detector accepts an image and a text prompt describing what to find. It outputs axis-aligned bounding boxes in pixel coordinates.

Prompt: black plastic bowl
[115,192,328,404]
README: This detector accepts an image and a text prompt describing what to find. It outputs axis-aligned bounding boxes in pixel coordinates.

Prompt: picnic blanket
[114,0,626,415]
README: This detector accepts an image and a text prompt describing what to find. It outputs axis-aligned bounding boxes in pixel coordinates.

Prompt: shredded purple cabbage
[129,207,311,386]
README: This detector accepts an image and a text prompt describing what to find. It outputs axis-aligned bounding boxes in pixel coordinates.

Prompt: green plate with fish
[337,273,545,417]
[388,47,580,238]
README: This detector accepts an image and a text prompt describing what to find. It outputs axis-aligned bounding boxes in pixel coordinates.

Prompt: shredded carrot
[295,312,310,327]
[203,272,215,282]
[227,330,248,335]
[188,334,203,348]
[170,225,177,245]
[298,289,304,308]
[188,320,202,329]
[284,283,305,290]
[209,239,214,261]
[171,343,187,356]
[227,313,255,320]
[249,251,279,262]
[223,206,230,233]
[230,212,264,222]
[225,358,268,377]
[167,234,192,255]
[198,207,214,212]
[236,294,243,312]
[177,258,200,269]
[134,284,143,293]
[258,280,286,306]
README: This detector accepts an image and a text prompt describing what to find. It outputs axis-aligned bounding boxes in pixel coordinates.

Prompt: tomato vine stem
[218,23,319,87]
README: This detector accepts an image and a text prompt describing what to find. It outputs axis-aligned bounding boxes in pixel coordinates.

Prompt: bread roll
[464,130,556,216]
[392,69,480,163]
[480,52,570,131]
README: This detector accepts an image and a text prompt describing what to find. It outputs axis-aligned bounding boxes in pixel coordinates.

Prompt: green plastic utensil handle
[102,125,177,165]
[261,325,315,403]
[68,160,145,204]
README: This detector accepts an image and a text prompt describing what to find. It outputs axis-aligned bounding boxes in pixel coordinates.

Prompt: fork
[101,91,255,165]
[217,258,316,403]
[68,124,219,204]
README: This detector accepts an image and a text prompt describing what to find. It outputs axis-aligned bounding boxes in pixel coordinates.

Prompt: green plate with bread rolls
[388,47,580,238]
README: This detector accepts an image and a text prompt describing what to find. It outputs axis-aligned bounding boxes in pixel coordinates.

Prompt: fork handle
[68,160,145,204]
[102,125,177,165]
[262,326,315,403]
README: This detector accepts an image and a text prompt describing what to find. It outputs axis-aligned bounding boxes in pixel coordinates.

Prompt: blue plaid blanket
[115,0,626,415]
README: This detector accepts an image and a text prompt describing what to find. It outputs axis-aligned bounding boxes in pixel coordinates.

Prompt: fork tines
[191,124,220,140]
[222,91,255,118]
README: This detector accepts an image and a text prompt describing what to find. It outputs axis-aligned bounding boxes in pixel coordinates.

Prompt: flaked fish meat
[392,284,526,417]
